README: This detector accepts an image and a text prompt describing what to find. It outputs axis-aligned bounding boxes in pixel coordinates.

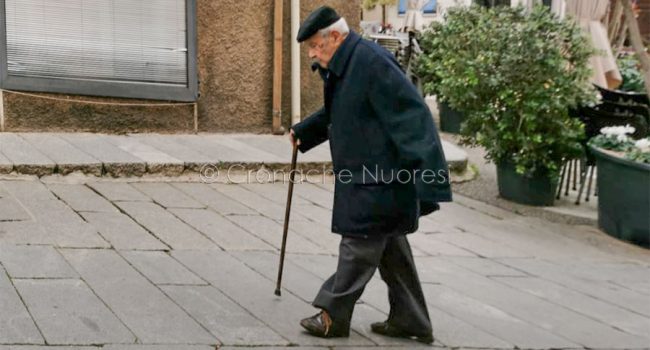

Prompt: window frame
[0,0,198,102]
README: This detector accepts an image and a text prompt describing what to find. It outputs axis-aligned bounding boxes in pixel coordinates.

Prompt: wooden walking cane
[275,142,299,296]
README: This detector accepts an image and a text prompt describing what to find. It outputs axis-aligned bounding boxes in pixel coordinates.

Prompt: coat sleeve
[367,55,452,204]
[290,107,329,153]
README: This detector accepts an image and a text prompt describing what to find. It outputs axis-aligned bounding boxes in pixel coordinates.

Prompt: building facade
[0,0,360,133]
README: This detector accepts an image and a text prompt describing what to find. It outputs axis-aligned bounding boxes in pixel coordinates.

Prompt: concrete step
[0,132,469,179]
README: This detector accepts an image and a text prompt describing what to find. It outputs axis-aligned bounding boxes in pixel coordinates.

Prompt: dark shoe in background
[370,320,434,344]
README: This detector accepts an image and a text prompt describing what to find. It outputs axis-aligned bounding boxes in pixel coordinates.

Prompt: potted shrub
[417,5,597,206]
[589,126,649,248]
[416,7,474,134]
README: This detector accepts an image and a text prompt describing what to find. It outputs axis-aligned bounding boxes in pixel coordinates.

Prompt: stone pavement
[0,175,649,350]
[0,133,468,177]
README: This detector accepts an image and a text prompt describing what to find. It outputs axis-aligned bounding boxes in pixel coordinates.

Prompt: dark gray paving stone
[115,201,217,250]
[121,251,206,285]
[0,266,43,344]
[422,284,573,349]
[240,183,311,206]
[103,345,213,350]
[0,347,97,350]
[169,208,273,251]
[442,256,529,277]
[14,202,108,248]
[3,181,109,248]
[60,249,217,344]
[211,137,285,163]
[173,183,257,215]
[561,261,650,286]
[612,280,650,296]
[0,221,52,245]
[417,215,466,234]
[131,183,205,209]
[19,133,102,176]
[495,276,650,340]
[0,197,31,222]
[103,135,184,176]
[226,215,325,254]
[37,207,110,248]
[220,347,323,350]
[13,279,135,344]
[407,233,478,257]
[417,257,650,349]
[291,204,332,227]
[172,250,374,346]
[47,183,118,213]
[0,133,55,175]
[161,285,289,346]
[0,245,77,278]
[295,183,335,208]
[58,134,146,177]
[87,182,151,202]
[434,232,531,258]
[286,254,338,280]
[233,134,332,163]
[134,134,214,169]
[497,258,650,318]
[1,180,57,202]
[172,135,252,163]
[286,219,341,255]
[212,183,306,221]
[81,212,169,251]
[0,152,13,173]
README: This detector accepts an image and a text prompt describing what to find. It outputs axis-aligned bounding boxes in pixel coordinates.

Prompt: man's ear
[330,31,342,43]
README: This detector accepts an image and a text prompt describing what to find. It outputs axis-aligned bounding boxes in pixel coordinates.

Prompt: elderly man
[289,6,451,344]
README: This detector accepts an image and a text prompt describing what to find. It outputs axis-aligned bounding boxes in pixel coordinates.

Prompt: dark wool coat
[291,31,452,237]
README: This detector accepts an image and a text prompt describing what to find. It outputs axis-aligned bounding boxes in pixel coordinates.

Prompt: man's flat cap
[297,6,341,42]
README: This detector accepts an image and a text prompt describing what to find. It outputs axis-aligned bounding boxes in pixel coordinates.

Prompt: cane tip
[274,289,281,296]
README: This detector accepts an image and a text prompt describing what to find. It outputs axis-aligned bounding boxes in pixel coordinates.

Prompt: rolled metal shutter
[2,0,195,100]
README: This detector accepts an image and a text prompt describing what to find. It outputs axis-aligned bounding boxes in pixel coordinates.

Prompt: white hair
[319,17,349,37]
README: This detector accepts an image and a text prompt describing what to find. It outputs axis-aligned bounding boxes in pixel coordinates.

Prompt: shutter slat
[5,0,188,85]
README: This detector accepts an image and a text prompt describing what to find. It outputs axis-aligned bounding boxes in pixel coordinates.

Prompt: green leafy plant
[617,54,646,93]
[589,125,650,163]
[416,5,597,178]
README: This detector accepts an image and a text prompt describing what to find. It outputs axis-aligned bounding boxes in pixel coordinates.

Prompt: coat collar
[327,31,361,78]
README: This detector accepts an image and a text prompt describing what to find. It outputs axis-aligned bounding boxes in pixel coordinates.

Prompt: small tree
[416,5,597,178]
[363,0,398,26]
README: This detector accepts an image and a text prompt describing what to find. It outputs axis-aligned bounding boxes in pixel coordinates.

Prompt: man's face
[306,31,343,69]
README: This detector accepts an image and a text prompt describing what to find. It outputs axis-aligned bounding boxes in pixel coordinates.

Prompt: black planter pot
[590,146,649,248]
[496,161,558,206]
[438,101,465,134]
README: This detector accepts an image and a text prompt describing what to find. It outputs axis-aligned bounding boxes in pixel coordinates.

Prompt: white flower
[617,134,630,143]
[635,138,650,152]
[600,124,636,138]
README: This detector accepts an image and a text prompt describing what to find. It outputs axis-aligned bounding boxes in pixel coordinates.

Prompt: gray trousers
[313,235,432,335]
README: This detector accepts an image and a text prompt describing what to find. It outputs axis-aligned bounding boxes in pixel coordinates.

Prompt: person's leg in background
[373,234,433,343]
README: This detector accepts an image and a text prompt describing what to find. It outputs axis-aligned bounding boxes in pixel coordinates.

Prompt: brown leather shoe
[300,310,350,338]
[371,321,434,344]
